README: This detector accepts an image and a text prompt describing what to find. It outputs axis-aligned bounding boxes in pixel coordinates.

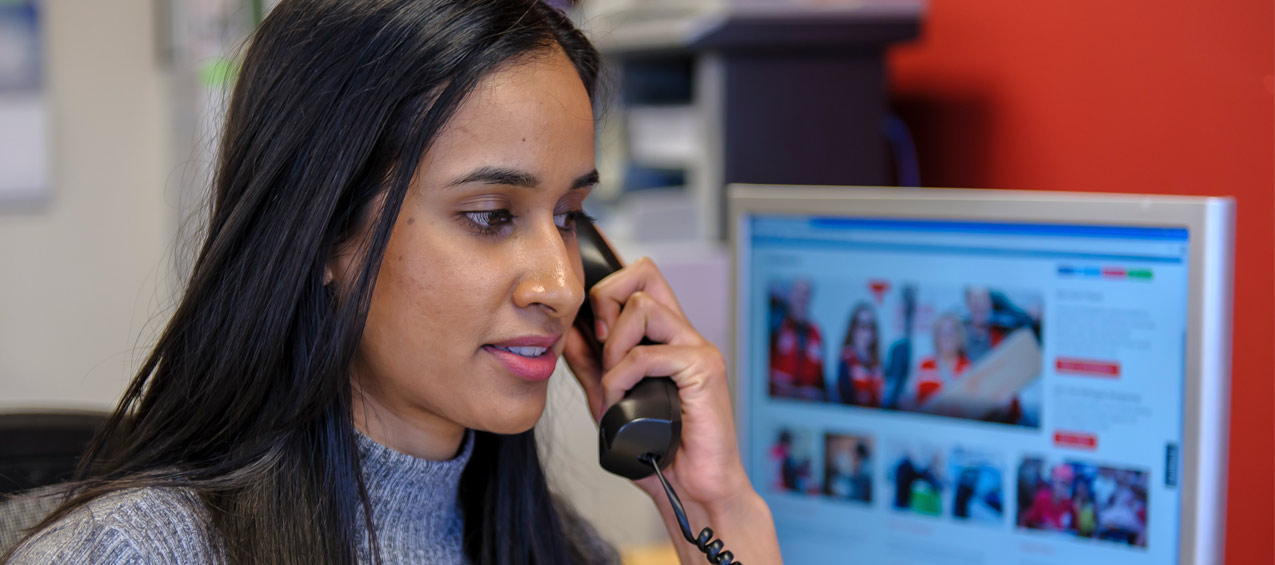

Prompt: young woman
[835,302,883,407]
[906,312,971,409]
[4,1,780,563]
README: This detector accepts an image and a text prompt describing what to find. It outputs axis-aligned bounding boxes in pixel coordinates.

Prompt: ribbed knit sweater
[5,432,617,564]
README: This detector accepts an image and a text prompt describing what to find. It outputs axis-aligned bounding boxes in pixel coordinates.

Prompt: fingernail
[595,319,608,341]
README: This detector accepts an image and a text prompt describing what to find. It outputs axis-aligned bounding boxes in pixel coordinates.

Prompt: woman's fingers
[566,258,707,421]
[599,343,724,409]
[588,258,685,340]
[601,290,704,370]
[563,327,607,422]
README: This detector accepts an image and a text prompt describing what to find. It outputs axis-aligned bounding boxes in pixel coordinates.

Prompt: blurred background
[0,0,1270,562]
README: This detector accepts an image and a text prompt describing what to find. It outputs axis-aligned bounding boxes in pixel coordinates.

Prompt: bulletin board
[0,0,47,207]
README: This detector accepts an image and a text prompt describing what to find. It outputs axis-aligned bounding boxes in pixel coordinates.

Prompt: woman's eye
[462,209,516,235]
[554,210,593,232]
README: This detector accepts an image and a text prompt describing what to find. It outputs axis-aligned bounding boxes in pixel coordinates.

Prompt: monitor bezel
[728,184,1234,565]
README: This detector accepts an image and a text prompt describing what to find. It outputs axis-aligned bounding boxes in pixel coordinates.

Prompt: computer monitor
[729,185,1233,565]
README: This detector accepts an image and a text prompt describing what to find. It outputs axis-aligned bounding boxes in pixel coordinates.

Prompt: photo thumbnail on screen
[767,427,818,495]
[948,447,1005,525]
[888,442,945,518]
[823,433,873,504]
[1016,458,1150,548]
[893,285,1043,427]
[767,279,827,401]
[766,278,1044,428]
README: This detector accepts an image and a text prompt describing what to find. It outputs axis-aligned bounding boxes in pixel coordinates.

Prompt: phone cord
[640,454,740,565]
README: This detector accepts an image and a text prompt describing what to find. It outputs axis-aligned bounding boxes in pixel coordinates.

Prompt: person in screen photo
[880,285,918,409]
[768,279,828,401]
[963,285,1041,363]
[1073,477,1098,538]
[1016,458,1045,524]
[1095,469,1149,547]
[768,428,817,495]
[836,302,884,407]
[903,312,970,409]
[1021,463,1077,532]
[949,449,1004,524]
[890,446,944,517]
[823,433,873,503]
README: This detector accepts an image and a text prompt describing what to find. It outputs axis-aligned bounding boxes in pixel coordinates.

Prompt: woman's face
[337,50,596,450]
[935,317,961,357]
[1051,474,1071,498]
[852,309,876,349]
[1076,480,1092,500]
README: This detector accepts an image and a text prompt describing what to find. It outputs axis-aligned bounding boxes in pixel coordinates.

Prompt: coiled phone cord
[640,454,740,565]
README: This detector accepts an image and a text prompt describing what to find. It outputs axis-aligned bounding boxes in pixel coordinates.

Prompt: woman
[835,302,883,406]
[5,1,780,563]
[1021,464,1076,532]
[906,312,971,409]
[822,436,871,503]
[1073,477,1097,538]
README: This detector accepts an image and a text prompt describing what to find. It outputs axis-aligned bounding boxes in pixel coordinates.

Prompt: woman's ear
[325,203,379,291]
[325,243,353,289]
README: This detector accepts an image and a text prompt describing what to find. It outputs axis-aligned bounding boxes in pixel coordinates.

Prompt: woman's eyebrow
[571,170,600,190]
[447,166,539,188]
[445,167,599,190]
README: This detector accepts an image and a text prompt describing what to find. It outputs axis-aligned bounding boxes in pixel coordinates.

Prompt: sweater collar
[355,429,474,532]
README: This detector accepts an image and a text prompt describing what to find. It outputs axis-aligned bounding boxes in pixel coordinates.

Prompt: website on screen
[742,215,1188,565]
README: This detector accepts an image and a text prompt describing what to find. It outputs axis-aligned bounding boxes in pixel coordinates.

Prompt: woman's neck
[351,383,467,461]
[854,343,872,361]
[939,353,961,370]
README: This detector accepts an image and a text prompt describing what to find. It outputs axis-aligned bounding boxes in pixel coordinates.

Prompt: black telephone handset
[573,219,682,481]
[574,220,740,565]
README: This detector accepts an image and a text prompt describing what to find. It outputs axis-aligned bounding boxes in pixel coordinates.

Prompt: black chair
[0,411,109,496]
[0,411,111,553]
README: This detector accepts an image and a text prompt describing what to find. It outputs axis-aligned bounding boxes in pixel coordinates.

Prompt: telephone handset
[572,219,682,481]
[574,220,740,565]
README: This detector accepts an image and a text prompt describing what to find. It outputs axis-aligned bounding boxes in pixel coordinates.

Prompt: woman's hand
[563,257,781,564]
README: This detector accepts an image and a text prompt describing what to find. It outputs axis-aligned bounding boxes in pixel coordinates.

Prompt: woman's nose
[512,220,584,316]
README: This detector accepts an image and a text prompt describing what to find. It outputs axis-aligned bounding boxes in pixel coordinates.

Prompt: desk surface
[621,543,679,565]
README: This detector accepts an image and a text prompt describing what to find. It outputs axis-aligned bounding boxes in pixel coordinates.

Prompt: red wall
[888,1,1274,562]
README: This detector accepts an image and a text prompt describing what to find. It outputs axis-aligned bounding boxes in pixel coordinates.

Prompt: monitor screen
[737,211,1191,564]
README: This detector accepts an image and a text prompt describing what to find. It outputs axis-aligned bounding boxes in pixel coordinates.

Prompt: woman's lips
[484,335,560,381]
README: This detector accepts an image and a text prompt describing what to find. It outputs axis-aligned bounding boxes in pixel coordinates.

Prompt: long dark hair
[842,302,880,368]
[11,1,601,563]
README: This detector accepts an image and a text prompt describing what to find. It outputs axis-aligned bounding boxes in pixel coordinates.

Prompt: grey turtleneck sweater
[5,433,617,564]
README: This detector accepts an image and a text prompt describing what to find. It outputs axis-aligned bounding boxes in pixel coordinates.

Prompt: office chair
[0,411,110,553]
